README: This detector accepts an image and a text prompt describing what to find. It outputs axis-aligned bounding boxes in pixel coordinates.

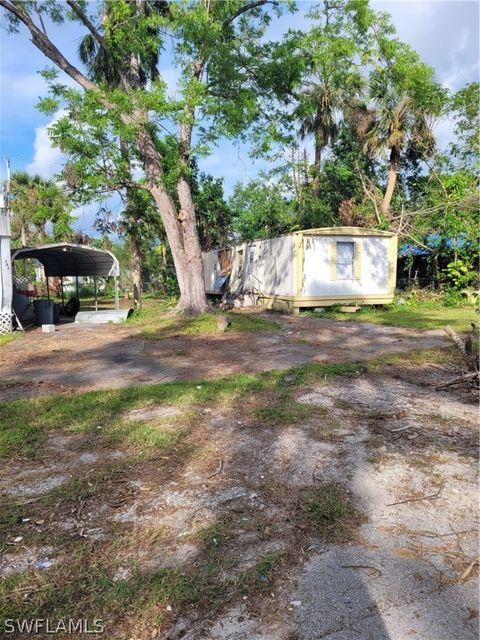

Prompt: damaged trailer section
[202,227,397,313]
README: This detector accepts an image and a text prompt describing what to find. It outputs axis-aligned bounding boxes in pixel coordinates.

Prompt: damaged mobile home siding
[202,227,397,312]
[247,235,296,297]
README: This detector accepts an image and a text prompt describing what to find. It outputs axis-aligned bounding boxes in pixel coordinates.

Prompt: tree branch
[33,1,47,36]
[65,0,106,50]
[355,161,382,225]
[222,0,276,28]
[0,0,100,94]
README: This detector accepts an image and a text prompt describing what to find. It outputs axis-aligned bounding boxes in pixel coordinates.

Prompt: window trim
[330,240,361,281]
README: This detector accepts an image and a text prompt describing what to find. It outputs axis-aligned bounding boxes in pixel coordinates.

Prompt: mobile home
[203,227,397,313]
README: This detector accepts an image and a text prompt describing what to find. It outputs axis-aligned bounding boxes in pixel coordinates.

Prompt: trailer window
[236,250,244,276]
[247,247,255,274]
[336,242,354,280]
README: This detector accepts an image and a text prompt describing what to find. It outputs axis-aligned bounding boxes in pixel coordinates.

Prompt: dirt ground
[0,314,450,401]
[1,351,478,639]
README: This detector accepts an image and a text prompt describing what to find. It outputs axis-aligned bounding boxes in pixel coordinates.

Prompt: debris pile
[437,324,479,390]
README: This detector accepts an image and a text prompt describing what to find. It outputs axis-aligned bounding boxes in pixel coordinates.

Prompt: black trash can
[34,299,54,326]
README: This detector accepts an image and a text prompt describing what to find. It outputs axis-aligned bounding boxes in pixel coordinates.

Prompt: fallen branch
[390,424,413,433]
[386,484,443,507]
[207,459,224,478]
[436,371,479,390]
[341,564,383,577]
[458,556,479,583]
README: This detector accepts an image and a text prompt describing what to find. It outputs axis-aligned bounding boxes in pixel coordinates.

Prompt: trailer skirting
[257,294,394,313]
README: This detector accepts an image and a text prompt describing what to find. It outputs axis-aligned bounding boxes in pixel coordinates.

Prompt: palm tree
[77,0,168,307]
[9,171,73,245]
[297,82,340,199]
[351,95,436,217]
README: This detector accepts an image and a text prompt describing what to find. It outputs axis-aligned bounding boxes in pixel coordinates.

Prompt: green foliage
[292,1,369,175]
[189,163,233,251]
[3,0,477,298]
[442,260,477,289]
[7,171,74,246]
[230,174,298,241]
[352,32,447,187]
[450,82,480,169]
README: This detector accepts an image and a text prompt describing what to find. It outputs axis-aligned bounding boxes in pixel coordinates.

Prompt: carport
[11,244,122,325]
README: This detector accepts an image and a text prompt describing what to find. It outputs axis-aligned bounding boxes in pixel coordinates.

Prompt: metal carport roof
[11,243,120,278]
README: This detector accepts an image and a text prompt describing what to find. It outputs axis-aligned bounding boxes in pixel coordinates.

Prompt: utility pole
[4,157,10,213]
[0,157,13,334]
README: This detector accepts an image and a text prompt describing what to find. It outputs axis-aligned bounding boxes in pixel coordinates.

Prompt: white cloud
[9,72,48,101]
[434,115,456,152]
[26,110,67,179]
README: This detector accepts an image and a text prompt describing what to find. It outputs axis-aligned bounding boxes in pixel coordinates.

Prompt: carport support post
[75,275,79,299]
[94,276,98,312]
[46,276,50,300]
[114,276,119,310]
[61,276,64,309]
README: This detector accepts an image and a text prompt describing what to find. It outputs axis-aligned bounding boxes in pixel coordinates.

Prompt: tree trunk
[172,67,208,315]
[130,229,142,309]
[137,125,208,315]
[120,135,144,309]
[176,175,209,314]
[20,223,28,246]
[312,133,322,199]
[381,147,399,217]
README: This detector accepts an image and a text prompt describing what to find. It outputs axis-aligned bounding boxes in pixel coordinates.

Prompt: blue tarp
[399,234,470,258]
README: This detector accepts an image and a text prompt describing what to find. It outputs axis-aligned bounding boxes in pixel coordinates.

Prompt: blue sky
[0,0,478,235]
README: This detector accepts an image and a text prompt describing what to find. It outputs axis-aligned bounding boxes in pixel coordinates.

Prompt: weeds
[303,301,476,331]
[126,304,281,339]
[297,483,365,542]
[0,361,362,459]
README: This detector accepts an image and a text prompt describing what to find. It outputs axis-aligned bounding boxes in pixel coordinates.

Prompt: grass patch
[297,483,365,542]
[305,302,477,332]
[0,361,362,459]
[239,550,285,591]
[125,299,280,339]
[0,549,199,638]
[365,347,457,373]
[254,400,324,426]
[0,332,22,347]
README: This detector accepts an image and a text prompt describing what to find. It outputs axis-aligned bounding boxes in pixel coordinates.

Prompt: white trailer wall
[302,234,389,297]
[203,250,220,293]
[247,235,296,296]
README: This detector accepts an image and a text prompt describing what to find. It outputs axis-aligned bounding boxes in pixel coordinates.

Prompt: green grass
[0,361,361,459]
[0,343,461,460]
[125,298,280,338]
[0,551,199,637]
[0,332,22,347]
[131,310,281,339]
[305,302,477,331]
[297,483,365,541]
[254,400,326,425]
